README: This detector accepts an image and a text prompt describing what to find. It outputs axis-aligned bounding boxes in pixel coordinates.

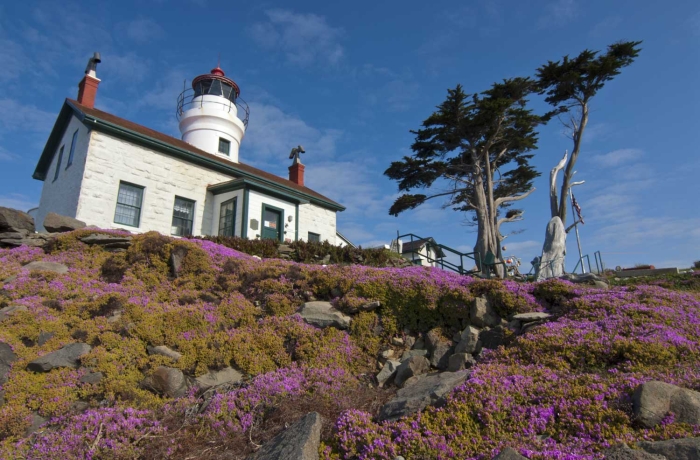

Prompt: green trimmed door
[261,205,283,241]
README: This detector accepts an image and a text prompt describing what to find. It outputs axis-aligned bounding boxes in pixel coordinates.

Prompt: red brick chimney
[289,162,305,186]
[77,52,102,109]
[77,75,100,109]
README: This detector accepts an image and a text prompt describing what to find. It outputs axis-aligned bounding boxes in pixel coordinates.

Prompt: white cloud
[243,102,342,163]
[0,146,18,162]
[118,18,165,43]
[0,193,38,212]
[0,99,56,135]
[538,0,579,28]
[249,9,344,66]
[591,148,643,168]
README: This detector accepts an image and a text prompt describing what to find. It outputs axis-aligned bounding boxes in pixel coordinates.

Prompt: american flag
[572,193,584,225]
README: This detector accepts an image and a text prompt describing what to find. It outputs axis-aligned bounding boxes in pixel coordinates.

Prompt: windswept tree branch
[495,187,536,208]
[565,219,583,233]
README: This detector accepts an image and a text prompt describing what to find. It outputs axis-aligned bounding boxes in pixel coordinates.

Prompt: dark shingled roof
[33,98,344,211]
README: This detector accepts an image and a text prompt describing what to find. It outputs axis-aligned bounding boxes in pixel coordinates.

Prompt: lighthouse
[176,66,249,163]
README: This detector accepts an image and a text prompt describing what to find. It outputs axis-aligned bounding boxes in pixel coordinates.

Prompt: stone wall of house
[77,131,233,236]
[298,203,337,244]
[35,116,91,232]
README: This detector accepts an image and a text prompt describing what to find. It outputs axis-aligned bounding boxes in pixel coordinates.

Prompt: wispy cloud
[591,148,643,168]
[117,17,165,43]
[0,146,19,162]
[0,193,38,211]
[100,53,152,84]
[538,0,578,29]
[0,99,56,135]
[249,9,344,66]
[589,16,622,38]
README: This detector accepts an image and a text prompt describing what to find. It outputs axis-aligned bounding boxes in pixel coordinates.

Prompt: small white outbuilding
[32,55,345,243]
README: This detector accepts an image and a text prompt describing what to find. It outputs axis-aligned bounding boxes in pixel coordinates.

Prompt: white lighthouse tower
[177,66,249,163]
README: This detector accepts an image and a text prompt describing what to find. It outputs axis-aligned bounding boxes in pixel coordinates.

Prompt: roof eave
[33,101,83,181]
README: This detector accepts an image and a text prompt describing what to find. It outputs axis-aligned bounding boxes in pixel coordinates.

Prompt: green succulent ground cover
[0,230,697,459]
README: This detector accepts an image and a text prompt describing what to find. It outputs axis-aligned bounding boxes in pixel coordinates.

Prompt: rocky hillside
[0,228,698,459]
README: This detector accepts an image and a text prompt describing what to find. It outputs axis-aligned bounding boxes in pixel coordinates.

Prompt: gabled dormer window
[53,146,64,182]
[67,129,78,168]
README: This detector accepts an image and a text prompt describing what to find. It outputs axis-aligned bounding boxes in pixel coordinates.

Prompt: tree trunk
[558,106,589,225]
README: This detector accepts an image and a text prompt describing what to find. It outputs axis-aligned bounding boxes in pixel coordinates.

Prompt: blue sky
[1,0,698,271]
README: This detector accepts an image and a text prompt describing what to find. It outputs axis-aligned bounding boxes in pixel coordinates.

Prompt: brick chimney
[77,75,100,109]
[77,52,101,109]
[289,162,305,186]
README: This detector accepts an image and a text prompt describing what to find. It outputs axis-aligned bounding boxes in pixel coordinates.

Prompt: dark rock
[23,261,69,275]
[147,345,182,362]
[455,325,481,355]
[79,371,104,384]
[425,329,453,370]
[347,300,382,314]
[470,297,500,328]
[479,326,506,350]
[447,353,476,372]
[298,301,351,329]
[79,234,133,246]
[247,412,322,460]
[376,360,401,387]
[394,355,430,388]
[195,367,243,391]
[71,401,90,412]
[43,213,86,233]
[378,370,470,421]
[142,366,189,398]
[605,443,666,460]
[27,343,92,372]
[637,437,700,460]
[0,230,30,239]
[560,272,605,284]
[0,342,18,385]
[0,207,34,233]
[0,305,28,321]
[278,244,294,254]
[1,238,46,248]
[633,381,700,428]
[492,447,528,460]
[0,390,4,406]
[37,331,55,346]
[103,242,131,250]
[169,245,189,277]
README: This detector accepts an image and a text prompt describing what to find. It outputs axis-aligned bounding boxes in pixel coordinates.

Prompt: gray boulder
[376,360,401,387]
[142,366,189,398]
[378,370,470,421]
[0,305,28,321]
[511,312,551,322]
[195,367,243,391]
[605,444,666,460]
[447,353,476,372]
[637,437,700,460]
[470,297,500,328]
[0,342,18,385]
[147,345,182,362]
[455,325,482,355]
[23,261,69,275]
[79,234,133,246]
[37,331,55,346]
[400,349,428,361]
[537,216,566,281]
[394,355,430,388]
[493,447,528,460]
[169,246,189,277]
[298,301,351,329]
[79,371,104,385]
[25,413,48,436]
[560,272,604,284]
[247,412,322,460]
[633,381,700,428]
[27,343,92,372]
[0,207,34,233]
[43,213,86,233]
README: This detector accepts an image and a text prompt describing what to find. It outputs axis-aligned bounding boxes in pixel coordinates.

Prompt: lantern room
[177,66,249,163]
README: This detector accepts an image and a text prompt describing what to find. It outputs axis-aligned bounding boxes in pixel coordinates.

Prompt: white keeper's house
[32,53,345,244]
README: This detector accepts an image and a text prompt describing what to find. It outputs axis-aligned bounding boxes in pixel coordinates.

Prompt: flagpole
[569,188,585,274]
